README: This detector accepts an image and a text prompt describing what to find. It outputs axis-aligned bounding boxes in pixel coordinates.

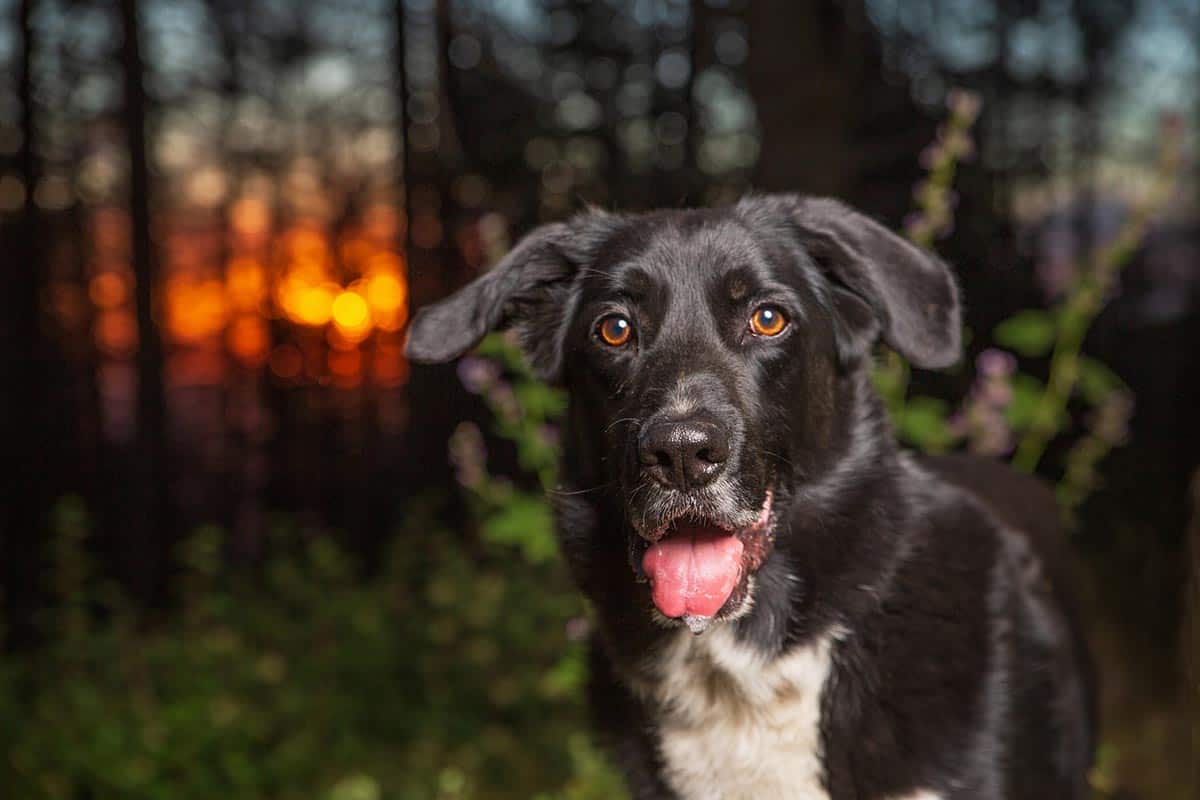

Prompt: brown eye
[749,306,788,337]
[597,314,633,347]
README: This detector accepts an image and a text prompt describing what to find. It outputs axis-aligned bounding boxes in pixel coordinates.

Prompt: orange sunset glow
[70,199,411,388]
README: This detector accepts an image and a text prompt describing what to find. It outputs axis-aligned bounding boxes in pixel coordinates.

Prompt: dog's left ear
[405,210,619,380]
[745,195,962,369]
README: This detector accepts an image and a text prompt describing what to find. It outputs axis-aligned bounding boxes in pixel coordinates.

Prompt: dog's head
[407,196,960,633]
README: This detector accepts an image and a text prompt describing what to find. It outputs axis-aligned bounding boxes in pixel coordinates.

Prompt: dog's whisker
[550,483,613,497]
[759,448,796,469]
[605,417,642,434]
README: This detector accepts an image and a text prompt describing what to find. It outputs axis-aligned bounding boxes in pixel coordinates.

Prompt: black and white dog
[406,196,1095,800]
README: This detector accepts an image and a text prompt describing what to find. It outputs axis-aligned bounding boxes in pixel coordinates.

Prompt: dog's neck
[555,369,915,666]
[726,370,915,657]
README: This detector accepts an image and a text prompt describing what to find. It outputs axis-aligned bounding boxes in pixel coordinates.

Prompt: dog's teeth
[682,615,712,635]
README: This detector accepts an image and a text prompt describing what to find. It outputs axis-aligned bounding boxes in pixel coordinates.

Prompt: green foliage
[993,310,1057,358]
[894,396,955,453]
[1005,373,1047,433]
[475,335,566,491]
[1076,357,1126,408]
[481,494,558,565]
[876,90,1182,523]
[0,496,624,799]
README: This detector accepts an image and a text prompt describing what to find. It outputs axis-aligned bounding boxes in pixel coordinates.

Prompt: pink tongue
[642,527,744,619]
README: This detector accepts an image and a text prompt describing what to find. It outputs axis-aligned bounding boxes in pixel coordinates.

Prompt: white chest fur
[634,627,839,800]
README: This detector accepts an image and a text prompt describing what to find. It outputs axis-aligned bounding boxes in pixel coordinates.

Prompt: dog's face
[407,195,960,632]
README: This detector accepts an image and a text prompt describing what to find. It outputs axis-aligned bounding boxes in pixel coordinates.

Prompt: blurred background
[0,0,1197,797]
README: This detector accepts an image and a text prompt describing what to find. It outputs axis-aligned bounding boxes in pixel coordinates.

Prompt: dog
[406,195,1095,799]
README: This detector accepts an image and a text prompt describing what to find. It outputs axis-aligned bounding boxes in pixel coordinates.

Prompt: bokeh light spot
[228,315,270,366]
[89,272,129,310]
[332,290,372,341]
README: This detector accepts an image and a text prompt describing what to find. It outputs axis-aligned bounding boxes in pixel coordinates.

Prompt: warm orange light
[89,272,129,310]
[167,349,225,388]
[372,343,409,387]
[165,278,228,343]
[331,290,372,341]
[328,348,363,378]
[279,280,336,327]
[94,310,138,357]
[285,227,329,266]
[363,205,400,241]
[373,307,408,333]
[227,315,270,365]
[91,209,130,255]
[225,257,267,311]
[364,251,403,274]
[365,271,406,315]
[339,236,372,270]
[230,197,270,238]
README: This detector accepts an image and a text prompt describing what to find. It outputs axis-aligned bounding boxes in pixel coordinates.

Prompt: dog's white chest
[640,628,837,800]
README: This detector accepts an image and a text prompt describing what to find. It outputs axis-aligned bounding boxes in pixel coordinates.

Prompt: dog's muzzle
[635,490,773,626]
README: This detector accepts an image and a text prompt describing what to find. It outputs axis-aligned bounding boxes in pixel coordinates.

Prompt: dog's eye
[597,314,633,347]
[749,306,788,337]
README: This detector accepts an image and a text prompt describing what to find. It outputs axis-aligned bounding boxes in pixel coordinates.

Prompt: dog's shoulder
[912,452,1083,603]
[815,454,1093,799]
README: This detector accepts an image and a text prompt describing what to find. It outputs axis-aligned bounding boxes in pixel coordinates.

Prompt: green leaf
[514,381,567,420]
[993,310,1056,357]
[1005,373,1045,432]
[1077,356,1125,407]
[897,395,954,452]
[481,494,557,564]
[328,774,381,800]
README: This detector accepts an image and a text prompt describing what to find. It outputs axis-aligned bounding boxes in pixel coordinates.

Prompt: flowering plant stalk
[882,98,1182,521]
[1010,123,1182,473]
[874,89,981,419]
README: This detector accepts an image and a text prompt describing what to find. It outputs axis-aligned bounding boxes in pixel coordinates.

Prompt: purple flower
[976,348,1016,378]
[448,422,487,489]
[954,349,1019,455]
[565,616,592,642]
[486,383,521,422]
[1093,391,1133,446]
[457,356,501,394]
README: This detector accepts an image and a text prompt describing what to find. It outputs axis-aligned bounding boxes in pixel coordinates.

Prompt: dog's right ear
[405,210,617,380]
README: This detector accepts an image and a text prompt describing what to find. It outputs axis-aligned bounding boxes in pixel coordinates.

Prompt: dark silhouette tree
[394,0,479,516]
[119,0,171,601]
[747,0,931,222]
[2,0,49,645]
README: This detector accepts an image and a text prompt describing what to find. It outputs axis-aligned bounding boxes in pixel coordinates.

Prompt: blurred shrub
[875,94,1184,523]
[0,495,625,799]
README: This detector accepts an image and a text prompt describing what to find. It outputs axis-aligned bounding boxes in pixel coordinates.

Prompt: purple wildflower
[458,356,501,395]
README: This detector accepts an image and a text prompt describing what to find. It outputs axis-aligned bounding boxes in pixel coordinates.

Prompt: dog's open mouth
[634,491,773,628]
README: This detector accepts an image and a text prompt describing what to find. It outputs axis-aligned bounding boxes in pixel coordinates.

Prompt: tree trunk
[746,0,858,198]
[2,0,48,645]
[394,0,474,522]
[745,0,930,223]
[119,0,171,601]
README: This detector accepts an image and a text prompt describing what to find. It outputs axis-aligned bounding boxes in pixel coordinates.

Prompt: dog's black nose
[638,418,730,490]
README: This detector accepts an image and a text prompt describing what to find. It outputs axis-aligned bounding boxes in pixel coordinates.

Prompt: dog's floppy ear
[405,210,617,380]
[746,195,962,369]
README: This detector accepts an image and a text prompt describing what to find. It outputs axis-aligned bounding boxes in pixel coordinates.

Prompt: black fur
[407,196,1094,799]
